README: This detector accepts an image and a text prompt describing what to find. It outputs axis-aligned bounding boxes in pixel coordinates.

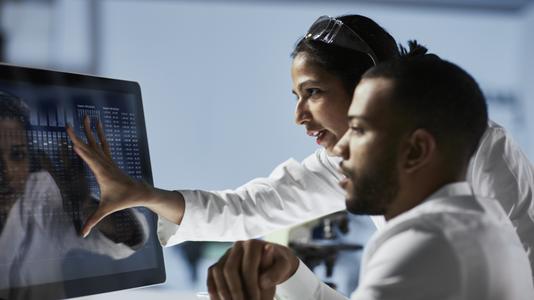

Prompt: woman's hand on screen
[66,115,152,238]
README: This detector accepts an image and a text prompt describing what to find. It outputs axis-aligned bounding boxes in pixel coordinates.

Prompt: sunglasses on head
[306,15,378,65]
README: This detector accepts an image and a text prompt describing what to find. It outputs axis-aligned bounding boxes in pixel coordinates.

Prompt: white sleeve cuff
[276,259,322,300]
[157,190,197,247]
[157,215,180,246]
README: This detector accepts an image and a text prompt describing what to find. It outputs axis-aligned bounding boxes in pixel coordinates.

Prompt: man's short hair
[363,42,488,165]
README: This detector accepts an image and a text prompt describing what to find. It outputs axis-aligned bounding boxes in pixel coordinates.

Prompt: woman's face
[291,52,353,155]
[0,119,29,201]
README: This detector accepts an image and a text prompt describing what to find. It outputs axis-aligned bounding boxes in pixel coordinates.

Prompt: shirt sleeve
[158,149,347,246]
[352,229,460,300]
[467,120,534,274]
[276,259,348,300]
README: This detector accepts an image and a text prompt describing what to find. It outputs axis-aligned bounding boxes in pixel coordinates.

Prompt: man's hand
[207,240,300,300]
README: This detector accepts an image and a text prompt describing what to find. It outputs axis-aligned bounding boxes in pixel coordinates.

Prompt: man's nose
[333,130,350,159]
[294,99,312,125]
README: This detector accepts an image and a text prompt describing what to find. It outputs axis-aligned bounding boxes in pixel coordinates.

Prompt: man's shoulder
[371,195,511,252]
[361,201,532,300]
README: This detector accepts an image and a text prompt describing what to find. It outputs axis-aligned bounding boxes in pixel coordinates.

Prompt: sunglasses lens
[305,16,377,65]
[307,16,333,39]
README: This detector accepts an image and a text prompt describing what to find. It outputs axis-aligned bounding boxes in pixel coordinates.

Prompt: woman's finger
[72,145,108,178]
[96,121,112,159]
[81,205,114,238]
[83,115,100,152]
[66,125,92,153]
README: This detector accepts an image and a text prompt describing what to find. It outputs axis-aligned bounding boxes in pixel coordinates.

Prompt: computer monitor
[0,63,165,300]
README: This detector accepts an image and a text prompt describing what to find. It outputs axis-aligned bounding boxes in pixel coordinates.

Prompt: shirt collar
[381,181,474,226]
[424,181,473,203]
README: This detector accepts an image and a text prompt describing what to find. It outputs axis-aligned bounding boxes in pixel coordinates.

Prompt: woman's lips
[315,130,327,145]
[307,129,335,148]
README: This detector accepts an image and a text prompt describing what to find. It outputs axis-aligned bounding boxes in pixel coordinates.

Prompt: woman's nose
[294,100,312,125]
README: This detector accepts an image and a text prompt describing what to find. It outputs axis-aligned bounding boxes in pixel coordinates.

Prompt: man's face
[0,119,30,202]
[336,78,402,215]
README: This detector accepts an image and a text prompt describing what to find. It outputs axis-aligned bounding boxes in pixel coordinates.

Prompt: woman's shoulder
[302,148,341,175]
[24,170,62,204]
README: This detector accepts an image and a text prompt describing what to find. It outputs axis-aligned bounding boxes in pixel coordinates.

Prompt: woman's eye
[10,150,27,161]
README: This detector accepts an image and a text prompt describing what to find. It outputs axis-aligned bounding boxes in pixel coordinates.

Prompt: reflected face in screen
[0,119,29,204]
[291,52,353,154]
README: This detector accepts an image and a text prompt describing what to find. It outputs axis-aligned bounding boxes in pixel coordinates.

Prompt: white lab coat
[0,171,147,299]
[275,182,534,300]
[158,120,534,273]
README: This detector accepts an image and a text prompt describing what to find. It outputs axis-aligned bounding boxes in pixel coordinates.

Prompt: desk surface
[72,288,201,300]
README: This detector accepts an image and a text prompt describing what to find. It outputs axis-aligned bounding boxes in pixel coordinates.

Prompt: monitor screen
[0,64,165,300]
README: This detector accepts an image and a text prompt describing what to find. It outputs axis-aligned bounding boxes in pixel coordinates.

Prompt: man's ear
[401,128,436,174]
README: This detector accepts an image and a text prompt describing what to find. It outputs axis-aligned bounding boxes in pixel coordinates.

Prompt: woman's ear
[401,128,436,174]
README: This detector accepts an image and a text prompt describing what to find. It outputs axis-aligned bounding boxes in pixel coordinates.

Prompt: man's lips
[339,176,350,190]
[338,164,352,190]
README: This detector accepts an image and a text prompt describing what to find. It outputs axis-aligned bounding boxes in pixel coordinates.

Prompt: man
[206,46,534,300]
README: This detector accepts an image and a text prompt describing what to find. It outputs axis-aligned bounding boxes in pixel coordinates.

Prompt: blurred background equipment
[288,212,366,293]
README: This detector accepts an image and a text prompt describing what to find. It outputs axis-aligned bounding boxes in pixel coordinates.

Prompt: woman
[68,14,534,276]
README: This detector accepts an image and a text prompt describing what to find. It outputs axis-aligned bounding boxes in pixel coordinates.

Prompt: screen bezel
[0,63,166,299]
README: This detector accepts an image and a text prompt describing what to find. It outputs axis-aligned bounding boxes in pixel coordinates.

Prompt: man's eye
[292,92,299,102]
[350,127,365,135]
[306,88,321,96]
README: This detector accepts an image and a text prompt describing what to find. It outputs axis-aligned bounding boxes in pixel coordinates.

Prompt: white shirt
[275,182,534,300]
[467,121,534,278]
[158,120,534,270]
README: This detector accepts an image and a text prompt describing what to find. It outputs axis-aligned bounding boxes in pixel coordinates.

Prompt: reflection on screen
[0,82,159,299]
